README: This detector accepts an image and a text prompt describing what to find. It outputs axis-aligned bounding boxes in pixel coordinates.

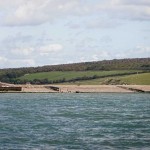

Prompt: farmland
[18,70,144,84]
[120,73,150,85]
[63,73,150,85]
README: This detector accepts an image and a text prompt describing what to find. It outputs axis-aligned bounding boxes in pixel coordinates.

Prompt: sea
[0,93,150,150]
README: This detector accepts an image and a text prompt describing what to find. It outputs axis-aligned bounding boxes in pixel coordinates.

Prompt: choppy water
[0,93,150,150]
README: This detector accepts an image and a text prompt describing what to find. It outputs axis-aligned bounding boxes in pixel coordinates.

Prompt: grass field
[120,73,150,85]
[64,73,150,85]
[18,70,141,81]
[61,78,108,85]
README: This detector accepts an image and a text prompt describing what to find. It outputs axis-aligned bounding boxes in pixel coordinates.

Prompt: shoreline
[0,83,150,93]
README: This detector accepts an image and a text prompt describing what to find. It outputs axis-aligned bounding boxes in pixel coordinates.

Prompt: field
[18,70,140,81]
[120,73,150,85]
[63,73,150,85]
[17,70,147,84]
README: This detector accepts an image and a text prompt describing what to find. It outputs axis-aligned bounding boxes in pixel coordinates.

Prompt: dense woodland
[0,58,150,84]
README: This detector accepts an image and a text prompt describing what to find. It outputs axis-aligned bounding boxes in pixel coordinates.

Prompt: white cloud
[99,51,112,60]
[114,53,127,59]
[78,51,112,63]
[79,56,87,62]
[16,59,35,66]
[1,0,150,26]
[0,56,7,63]
[0,0,24,8]
[9,43,63,57]
[0,34,63,66]
[39,44,63,55]
[96,0,150,21]
[118,0,150,6]
[100,36,112,43]
[0,56,35,68]
[113,45,150,59]
[92,54,99,61]
[136,45,150,53]
[86,19,121,29]
[0,1,149,68]
[2,0,80,26]
[11,47,34,56]
[7,59,36,67]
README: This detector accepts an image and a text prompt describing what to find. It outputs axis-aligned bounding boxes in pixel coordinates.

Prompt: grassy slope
[120,73,150,85]
[64,73,150,85]
[19,70,140,81]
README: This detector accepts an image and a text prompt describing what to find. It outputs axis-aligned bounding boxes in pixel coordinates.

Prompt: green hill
[0,58,149,84]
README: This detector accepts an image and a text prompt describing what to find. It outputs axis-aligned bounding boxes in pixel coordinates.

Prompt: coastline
[21,85,150,93]
[0,83,150,93]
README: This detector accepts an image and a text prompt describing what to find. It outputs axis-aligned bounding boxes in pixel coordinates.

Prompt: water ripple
[0,93,150,149]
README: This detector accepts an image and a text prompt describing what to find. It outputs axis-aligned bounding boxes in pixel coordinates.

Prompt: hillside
[66,73,150,85]
[0,58,150,84]
[18,70,142,84]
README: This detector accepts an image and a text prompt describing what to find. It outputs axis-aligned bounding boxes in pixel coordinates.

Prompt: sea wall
[0,87,22,92]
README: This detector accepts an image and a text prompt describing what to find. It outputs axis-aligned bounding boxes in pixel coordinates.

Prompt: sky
[0,0,150,68]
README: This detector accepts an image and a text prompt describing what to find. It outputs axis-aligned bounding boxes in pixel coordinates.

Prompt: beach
[0,82,150,93]
[23,85,150,93]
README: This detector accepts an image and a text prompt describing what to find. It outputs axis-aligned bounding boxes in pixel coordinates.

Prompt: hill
[0,58,150,84]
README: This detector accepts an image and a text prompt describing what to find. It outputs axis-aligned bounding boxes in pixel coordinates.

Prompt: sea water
[0,93,150,150]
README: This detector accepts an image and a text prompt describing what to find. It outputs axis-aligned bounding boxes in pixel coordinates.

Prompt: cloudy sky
[0,0,150,68]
